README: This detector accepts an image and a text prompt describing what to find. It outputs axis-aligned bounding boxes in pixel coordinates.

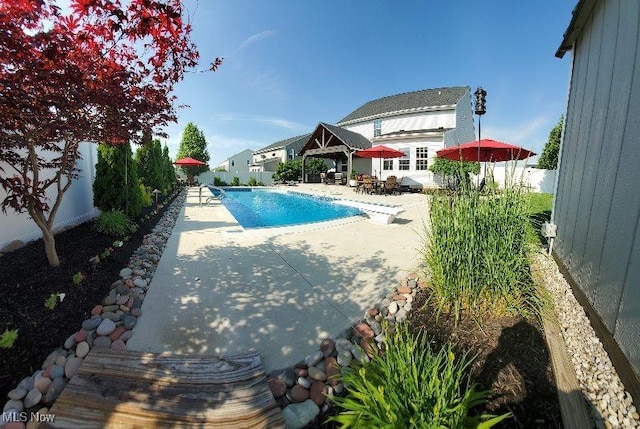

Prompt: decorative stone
[93,336,112,349]
[397,285,411,294]
[324,357,340,386]
[23,388,42,408]
[64,357,83,379]
[119,330,134,342]
[121,314,137,329]
[309,381,327,406]
[102,295,117,306]
[133,278,147,288]
[335,338,352,354]
[368,320,382,335]
[63,334,77,350]
[111,339,126,351]
[282,399,319,429]
[337,350,352,367]
[34,375,52,394]
[388,301,399,314]
[353,322,374,339]
[268,377,286,398]
[350,344,370,364]
[101,312,120,322]
[319,338,335,358]
[307,366,327,381]
[50,365,65,379]
[81,317,102,331]
[304,351,323,367]
[297,377,311,389]
[290,385,309,402]
[271,368,296,388]
[119,267,132,278]
[44,374,66,404]
[109,325,127,341]
[367,308,380,317]
[102,305,120,313]
[395,308,407,323]
[75,341,90,358]
[96,318,116,336]
[360,338,377,358]
[130,308,143,317]
[4,399,24,413]
[73,330,88,342]
[7,387,27,400]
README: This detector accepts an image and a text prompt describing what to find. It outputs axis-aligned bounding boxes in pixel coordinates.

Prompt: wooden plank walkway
[45,348,285,428]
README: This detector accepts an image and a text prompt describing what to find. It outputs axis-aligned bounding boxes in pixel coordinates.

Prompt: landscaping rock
[282,399,319,429]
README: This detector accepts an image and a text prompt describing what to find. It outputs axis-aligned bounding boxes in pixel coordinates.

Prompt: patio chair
[383,176,399,195]
[362,175,375,194]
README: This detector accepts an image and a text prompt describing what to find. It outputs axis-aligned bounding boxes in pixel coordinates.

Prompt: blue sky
[163,0,577,166]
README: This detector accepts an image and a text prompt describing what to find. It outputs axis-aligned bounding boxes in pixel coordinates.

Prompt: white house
[250,133,311,173]
[335,86,476,187]
[218,148,254,173]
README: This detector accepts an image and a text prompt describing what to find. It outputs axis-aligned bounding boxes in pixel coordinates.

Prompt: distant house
[218,149,253,173]
[555,0,640,395]
[250,133,311,173]
[334,86,475,187]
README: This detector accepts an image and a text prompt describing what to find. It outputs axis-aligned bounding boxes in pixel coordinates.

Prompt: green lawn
[523,193,553,245]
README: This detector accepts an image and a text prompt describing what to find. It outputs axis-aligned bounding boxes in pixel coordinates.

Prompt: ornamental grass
[424,182,542,320]
[329,323,510,428]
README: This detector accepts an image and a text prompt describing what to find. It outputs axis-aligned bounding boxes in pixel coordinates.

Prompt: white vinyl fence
[0,142,99,253]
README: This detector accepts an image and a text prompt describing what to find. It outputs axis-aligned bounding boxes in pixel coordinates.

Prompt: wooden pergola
[299,122,372,182]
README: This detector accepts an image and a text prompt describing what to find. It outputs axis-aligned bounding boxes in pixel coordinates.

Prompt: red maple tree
[0,0,220,266]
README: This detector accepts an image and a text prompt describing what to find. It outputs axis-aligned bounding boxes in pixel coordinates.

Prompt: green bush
[247,176,258,186]
[231,177,241,186]
[330,323,510,428]
[140,184,153,207]
[93,142,143,217]
[273,160,301,182]
[213,177,227,186]
[95,209,138,236]
[425,187,540,319]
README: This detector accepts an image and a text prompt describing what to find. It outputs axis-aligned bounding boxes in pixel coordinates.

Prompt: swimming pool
[210,188,363,229]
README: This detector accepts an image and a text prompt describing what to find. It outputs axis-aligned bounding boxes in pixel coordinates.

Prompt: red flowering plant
[0,0,221,267]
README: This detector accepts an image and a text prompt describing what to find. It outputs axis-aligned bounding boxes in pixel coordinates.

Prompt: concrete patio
[126,184,429,373]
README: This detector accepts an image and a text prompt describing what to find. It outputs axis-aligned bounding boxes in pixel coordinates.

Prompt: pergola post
[301,154,306,183]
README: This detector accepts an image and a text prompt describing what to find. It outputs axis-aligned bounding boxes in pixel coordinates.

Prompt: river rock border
[269,276,420,429]
[1,190,186,428]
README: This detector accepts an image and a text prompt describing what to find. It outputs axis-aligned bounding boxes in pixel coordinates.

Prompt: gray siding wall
[444,89,476,147]
[554,0,640,374]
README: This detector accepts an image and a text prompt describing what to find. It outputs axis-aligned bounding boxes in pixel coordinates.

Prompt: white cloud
[483,116,551,155]
[226,30,276,58]
[215,113,309,131]
[205,134,265,166]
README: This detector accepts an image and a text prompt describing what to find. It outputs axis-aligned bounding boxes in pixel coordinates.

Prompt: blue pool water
[210,188,362,228]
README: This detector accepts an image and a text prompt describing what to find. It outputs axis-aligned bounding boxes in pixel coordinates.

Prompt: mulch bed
[0,192,178,401]
[408,290,562,428]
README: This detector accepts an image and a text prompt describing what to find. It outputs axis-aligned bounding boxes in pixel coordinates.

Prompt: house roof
[254,133,312,154]
[336,86,469,125]
[318,123,372,150]
[299,123,372,157]
[556,0,597,58]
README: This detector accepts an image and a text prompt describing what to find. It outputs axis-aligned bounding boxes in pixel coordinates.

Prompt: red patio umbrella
[355,145,405,176]
[173,156,206,166]
[436,139,535,162]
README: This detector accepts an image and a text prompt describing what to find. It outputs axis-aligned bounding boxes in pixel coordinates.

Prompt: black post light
[474,86,487,186]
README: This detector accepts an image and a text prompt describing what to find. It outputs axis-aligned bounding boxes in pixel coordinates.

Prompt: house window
[398,149,410,171]
[231,160,235,167]
[383,159,393,170]
[374,119,382,137]
[288,148,295,160]
[416,147,429,170]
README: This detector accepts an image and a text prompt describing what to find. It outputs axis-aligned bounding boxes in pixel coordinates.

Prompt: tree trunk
[41,225,60,268]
